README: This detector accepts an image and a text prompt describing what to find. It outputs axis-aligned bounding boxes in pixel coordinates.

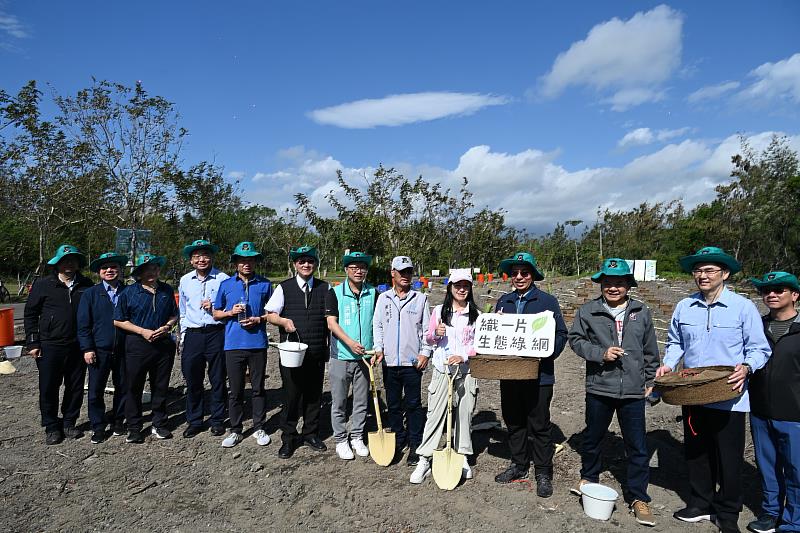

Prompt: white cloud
[244,132,799,234]
[0,10,28,39]
[687,81,740,104]
[736,52,800,105]
[538,4,683,111]
[617,126,691,148]
[227,171,246,180]
[307,92,510,128]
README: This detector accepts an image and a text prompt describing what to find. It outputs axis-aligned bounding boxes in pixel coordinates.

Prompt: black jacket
[568,297,660,399]
[77,282,127,354]
[749,314,800,422]
[24,272,94,348]
[495,285,568,385]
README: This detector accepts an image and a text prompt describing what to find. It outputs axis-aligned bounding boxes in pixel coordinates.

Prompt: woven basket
[469,355,540,380]
[654,365,742,406]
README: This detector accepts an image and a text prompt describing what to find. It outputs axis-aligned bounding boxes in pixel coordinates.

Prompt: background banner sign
[473,311,556,358]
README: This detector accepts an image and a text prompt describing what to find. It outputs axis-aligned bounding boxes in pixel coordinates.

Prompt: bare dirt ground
[0,278,765,532]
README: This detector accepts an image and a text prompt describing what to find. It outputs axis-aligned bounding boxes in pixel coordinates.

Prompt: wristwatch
[742,363,752,375]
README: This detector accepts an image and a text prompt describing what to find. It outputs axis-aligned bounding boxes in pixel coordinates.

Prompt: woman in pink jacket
[410,269,480,484]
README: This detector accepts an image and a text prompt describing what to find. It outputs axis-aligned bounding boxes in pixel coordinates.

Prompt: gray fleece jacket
[568,297,660,399]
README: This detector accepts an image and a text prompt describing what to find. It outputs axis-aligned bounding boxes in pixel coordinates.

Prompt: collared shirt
[664,286,771,412]
[178,267,230,332]
[102,280,121,307]
[114,281,178,331]
[514,287,537,314]
[214,273,273,350]
[265,274,314,315]
[426,304,477,374]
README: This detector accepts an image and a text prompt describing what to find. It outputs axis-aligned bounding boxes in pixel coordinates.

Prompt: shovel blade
[368,429,395,467]
[432,449,465,490]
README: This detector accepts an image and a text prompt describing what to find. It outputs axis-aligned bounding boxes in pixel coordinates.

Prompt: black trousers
[86,348,126,431]
[36,342,86,432]
[182,327,227,428]
[500,380,554,475]
[682,406,746,523]
[280,355,325,444]
[124,336,175,432]
[225,349,267,433]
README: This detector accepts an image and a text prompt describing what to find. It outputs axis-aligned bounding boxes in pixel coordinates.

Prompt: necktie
[304,283,311,308]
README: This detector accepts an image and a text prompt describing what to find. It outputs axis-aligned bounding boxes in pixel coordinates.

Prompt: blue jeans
[581,393,650,503]
[751,414,800,531]
[383,365,425,447]
[87,348,126,431]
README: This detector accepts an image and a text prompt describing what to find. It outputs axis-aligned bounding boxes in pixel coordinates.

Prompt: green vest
[332,281,376,360]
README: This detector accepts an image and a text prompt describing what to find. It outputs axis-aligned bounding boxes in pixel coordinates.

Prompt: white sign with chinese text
[473,311,556,358]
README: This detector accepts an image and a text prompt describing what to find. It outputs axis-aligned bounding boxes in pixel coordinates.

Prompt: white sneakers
[221,432,243,448]
[350,438,369,457]
[336,441,355,460]
[410,456,431,484]
[410,455,473,484]
[253,429,271,446]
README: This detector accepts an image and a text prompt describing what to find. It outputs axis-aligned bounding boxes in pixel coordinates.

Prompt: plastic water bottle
[238,296,247,321]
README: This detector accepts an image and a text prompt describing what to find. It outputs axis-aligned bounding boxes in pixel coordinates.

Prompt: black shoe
[495,464,529,483]
[303,436,327,451]
[126,430,145,444]
[183,426,203,439]
[111,422,126,437]
[90,430,107,444]
[747,513,778,533]
[210,425,226,437]
[45,430,64,445]
[716,517,742,533]
[406,446,420,466]
[279,441,297,459]
[151,427,172,440]
[63,426,84,439]
[535,474,553,498]
[673,507,715,523]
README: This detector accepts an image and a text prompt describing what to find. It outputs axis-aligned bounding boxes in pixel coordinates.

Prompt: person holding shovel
[494,251,568,497]
[568,258,659,526]
[113,253,179,444]
[656,247,770,533]
[325,251,376,460]
[178,239,229,439]
[213,242,273,448]
[24,244,94,445]
[410,269,479,485]
[266,245,336,459]
[77,252,129,444]
[746,271,800,533]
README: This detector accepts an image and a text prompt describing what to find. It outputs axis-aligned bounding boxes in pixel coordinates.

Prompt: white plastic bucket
[581,483,618,520]
[278,341,308,367]
[3,345,22,359]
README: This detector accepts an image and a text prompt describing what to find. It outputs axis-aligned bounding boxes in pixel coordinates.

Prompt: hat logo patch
[701,249,709,254]
[63,246,71,252]
[242,243,250,251]
[609,260,617,268]
[768,274,776,280]
[517,254,523,261]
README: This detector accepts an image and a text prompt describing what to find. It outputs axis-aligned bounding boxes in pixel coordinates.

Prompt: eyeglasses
[760,287,790,295]
[346,265,368,272]
[691,268,723,276]
[191,252,212,259]
[510,270,532,278]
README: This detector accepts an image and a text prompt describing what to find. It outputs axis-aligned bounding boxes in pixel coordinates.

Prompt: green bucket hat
[499,251,545,281]
[131,253,166,277]
[230,241,263,263]
[591,258,637,287]
[679,246,741,274]
[47,244,87,268]
[290,245,318,263]
[89,252,128,273]
[750,271,800,293]
[182,239,220,260]
[342,251,372,267]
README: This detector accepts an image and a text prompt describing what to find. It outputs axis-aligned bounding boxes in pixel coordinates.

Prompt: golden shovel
[433,366,465,490]
[367,361,395,466]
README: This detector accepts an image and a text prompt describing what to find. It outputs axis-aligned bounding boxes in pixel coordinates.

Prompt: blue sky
[2,1,799,233]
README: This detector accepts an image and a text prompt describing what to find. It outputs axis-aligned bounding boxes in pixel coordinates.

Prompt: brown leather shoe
[631,500,656,527]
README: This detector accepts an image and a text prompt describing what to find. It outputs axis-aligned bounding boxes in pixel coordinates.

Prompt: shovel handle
[367,364,384,432]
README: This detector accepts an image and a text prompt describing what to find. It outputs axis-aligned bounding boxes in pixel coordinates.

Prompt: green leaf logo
[531,316,548,332]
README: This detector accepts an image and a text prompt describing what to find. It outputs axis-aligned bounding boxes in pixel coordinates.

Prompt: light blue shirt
[179,268,230,332]
[102,280,120,307]
[664,286,771,412]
